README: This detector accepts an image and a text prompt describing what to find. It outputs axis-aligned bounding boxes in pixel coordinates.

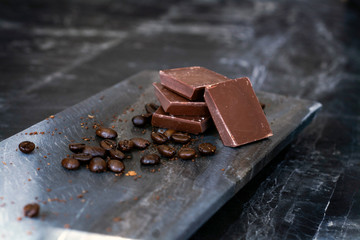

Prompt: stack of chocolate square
[151,66,273,147]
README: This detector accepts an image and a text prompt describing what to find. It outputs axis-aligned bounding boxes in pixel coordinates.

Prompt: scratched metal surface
[0,71,321,240]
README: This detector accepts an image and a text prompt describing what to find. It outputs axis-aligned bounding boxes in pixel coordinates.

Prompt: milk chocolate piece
[153,82,209,116]
[204,78,273,147]
[159,66,229,100]
[151,107,211,134]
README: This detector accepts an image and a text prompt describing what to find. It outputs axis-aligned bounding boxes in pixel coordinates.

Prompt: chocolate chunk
[95,127,118,139]
[23,203,40,218]
[83,145,106,158]
[132,115,147,127]
[153,82,209,116]
[118,140,134,152]
[157,145,176,158]
[178,148,196,160]
[163,129,176,139]
[19,141,35,154]
[131,138,150,149]
[100,139,117,151]
[72,153,92,162]
[145,103,159,113]
[69,143,85,153]
[204,78,273,147]
[171,132,191,144]
[151,132,168,144]
[61,158,80,170]
[109,149,125,160]
[151,107,211,134]
[107,160,125,173]
[140,154,160,165]
[198,143,216,155]
[89,157,107,172]
[160,66,229,100]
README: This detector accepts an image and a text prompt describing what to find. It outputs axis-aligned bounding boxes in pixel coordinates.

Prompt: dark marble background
[0,0,359,239]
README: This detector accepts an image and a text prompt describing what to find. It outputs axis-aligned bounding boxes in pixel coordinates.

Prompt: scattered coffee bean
[142,113,153,123]
[23,203,40,218]
[157,145,176,158]
[140,154,160,165]
[109,149,125,160]
[131,138,150,149]
[132,115,147,127]
[107,159,125,173]
[178,148,196,160]
[151,132,168,144]
[61,158,80,170]
[145,103,159,113]
[95,127,118,139]
[118,140,134,152]
[198,143,216,155]
[19,141,35,154]
[100,139,117,151]
[83,145,106,158]
[89,157,107,173]
[72,153,92,162]
[260,102,266,109]
[163,129,176,140]
[68,143,85,153]
[171,132,191,144]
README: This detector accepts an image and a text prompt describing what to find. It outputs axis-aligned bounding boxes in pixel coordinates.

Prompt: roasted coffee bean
[95,127,118,139]
[89,157,106,173]
[171,132,191,144]
[100,139,117,151]
[145,103,159,113]
[109,149,125,160]
[132,115,147,127]
[19,141,35,154]
[83,146,106,158]
[142,113,153,123]
[23,203,40,218]
[178,148,196,160]
[61,158,80,170]
[163,129,176,140]
[131,138,150,149]
[157,145,176,158]
[107,159,125,173]
[72,153,92,162]
[140,154,160,165]
[118,140,134,152]
[198,143,216,155]
[68,143,85,153]
[151,132,168,144]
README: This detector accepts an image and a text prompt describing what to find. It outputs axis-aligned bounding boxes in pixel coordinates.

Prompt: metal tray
[0,71,321,240]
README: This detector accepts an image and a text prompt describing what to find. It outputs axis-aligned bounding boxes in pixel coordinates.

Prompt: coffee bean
[151,132,168,144]
[61,158,80,170]
[163,129,176,140]
[89,157,106,173]
[198,143,216,155]
[107,159,125,173]
[68,143,85,153]
[109,149,125,160]
[83,146,106,158]
[118,140,134,152]
[132,115,147,127]
[140,154,160,165]
[100,139,117,151]
[178,148,196,160]
[142,113,153,123]
[23,203,40,218]
[131,138,150,149]
[72,153,92,162]
[171,132,191,144]
[95,127,118,139]
[19,141,35,154]
[145,103,159,113]
[157,145,176,158]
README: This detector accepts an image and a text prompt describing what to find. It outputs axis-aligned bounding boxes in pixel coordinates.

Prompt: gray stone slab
[0,71,321,240]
